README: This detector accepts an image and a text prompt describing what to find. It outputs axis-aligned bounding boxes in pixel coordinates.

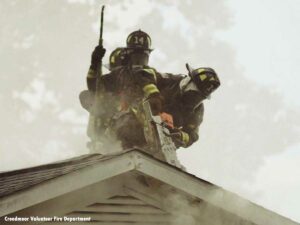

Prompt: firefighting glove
[90,45,106,70]
[148,92,163,116]
[167,127,190,147]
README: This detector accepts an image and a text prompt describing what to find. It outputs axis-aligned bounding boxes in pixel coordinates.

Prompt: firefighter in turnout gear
[82,30,163,150]
[156,65,220,148]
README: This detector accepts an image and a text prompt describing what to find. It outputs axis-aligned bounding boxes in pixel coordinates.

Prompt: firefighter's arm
[86,68,116,93]
[134,68,159,96]
[181,103,204,147]
[86,45,106,92]
[167,127,191,148]
[136,68,163,115]
[84,69,113,112]
[86,68,97,92]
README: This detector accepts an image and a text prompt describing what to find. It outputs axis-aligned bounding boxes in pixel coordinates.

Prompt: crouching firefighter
[156,64,221,148]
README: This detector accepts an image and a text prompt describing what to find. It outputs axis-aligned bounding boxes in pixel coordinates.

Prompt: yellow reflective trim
[110,56,115,64]
[210,77,216,81]
[87,68,96,78]
[131,107,138,114]
[197,68,205,73]
[143,84,159,97]
[147,36,151,46]
[127,35,133,43]
[143,68,155,75]
[115,49,121,56]
[199,74,207,81]
[110,49,121,64]
[143,68,157,81]
[181,131,190,145]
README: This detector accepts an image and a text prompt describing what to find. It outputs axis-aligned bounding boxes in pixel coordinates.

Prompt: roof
[0,152,121,198]
[0,149,298,225]
[0,149,211,199]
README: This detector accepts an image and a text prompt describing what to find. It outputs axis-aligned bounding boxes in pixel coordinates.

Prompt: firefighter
[106,30,163,149]
[156,65,220,148]
[83,30,163,149]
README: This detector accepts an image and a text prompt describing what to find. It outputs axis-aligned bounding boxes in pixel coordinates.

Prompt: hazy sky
[214,0,300,220]
[218,0,300,108]
[0,0,299,222]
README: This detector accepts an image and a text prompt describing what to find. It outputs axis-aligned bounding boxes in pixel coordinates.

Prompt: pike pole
[87,5,105,152]
[95,5,105,96]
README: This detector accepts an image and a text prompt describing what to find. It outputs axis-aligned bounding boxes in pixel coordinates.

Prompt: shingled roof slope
[0,151,131,198]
